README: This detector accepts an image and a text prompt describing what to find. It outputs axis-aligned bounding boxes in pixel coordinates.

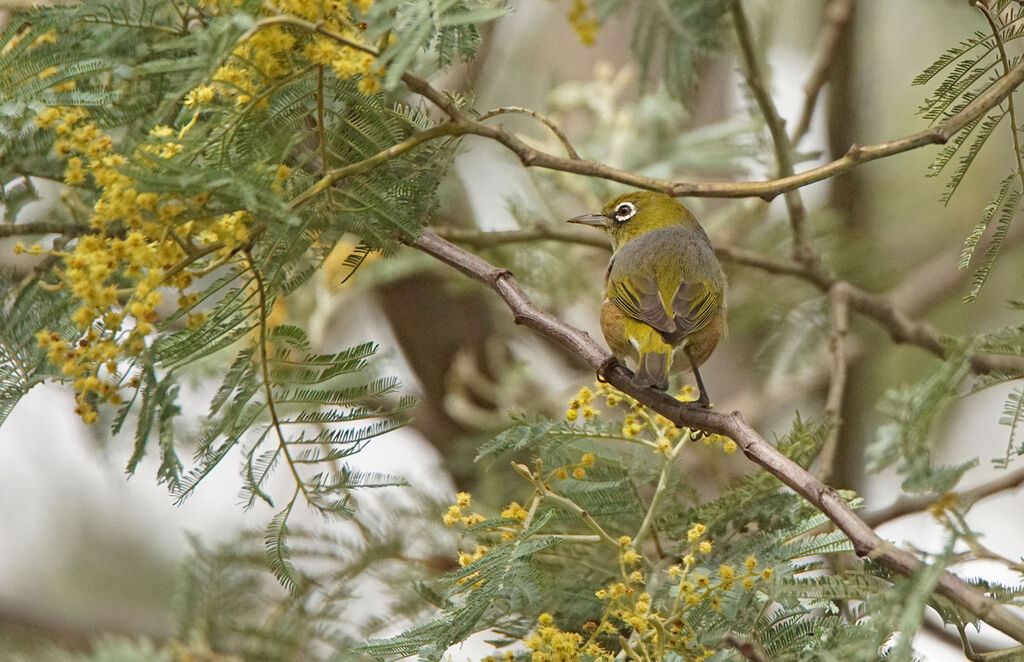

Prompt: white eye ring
[613,201,637,222]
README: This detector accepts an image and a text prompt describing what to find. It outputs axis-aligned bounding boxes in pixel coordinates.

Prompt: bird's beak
[566,212,610,228]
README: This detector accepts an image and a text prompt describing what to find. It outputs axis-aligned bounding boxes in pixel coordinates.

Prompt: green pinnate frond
[0,281,73,425]
[931,112,1005,204]
[869,349,977,493]
[996,386,1024,467]
[770,573,891,603]
[265,504,301,592]
[913,31,993,87]
[964,184,1022,303]
[960,172,1015,270]
[367,0,510,90]
[364,532,560,662]
[914,3,1024,218]
[779,530,855,560]
[124,367,169,476]
[596,0,731,98]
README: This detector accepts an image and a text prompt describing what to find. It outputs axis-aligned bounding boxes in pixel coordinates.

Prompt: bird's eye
[614,202,637,222]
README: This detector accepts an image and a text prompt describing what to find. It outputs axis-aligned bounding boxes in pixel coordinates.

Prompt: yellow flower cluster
[927,491,958,519]
[567,0,599,46]
[457,544,489,568]
[442,491,486,526]
[524,613,612,662]
[565,385,599,421]
[552,452,595,481]
[573,382,740,455]
[576,524,772,661]
[192,0,383,110]
[501,500,529,522]
[28,106,258,423]
[456,543,489,589]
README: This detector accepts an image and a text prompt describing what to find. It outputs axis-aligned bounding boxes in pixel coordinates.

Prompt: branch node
[489,268,514,285]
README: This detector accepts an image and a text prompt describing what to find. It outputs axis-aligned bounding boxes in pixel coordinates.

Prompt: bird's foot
[680,398,712,439]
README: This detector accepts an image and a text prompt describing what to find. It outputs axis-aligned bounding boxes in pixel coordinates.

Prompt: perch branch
[433,227,1024,375]
[410,229,1024,644]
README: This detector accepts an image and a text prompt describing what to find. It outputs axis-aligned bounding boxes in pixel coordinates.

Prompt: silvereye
[568,191,726,405]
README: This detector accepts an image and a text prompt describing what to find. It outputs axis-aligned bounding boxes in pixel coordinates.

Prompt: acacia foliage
[0,1,1023,661]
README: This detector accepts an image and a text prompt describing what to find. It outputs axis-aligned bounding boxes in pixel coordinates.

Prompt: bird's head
[567,191,698,250]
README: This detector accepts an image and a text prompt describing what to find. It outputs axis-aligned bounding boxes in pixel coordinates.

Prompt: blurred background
[2,0,1023,659]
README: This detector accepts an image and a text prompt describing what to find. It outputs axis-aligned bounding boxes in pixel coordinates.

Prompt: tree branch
[433,227,1024,375]
[813,285,850,481]
[433,225,610,250]
[791,0,855,145]
[722,633,768,662]
[272,10,1024,203]
[0,220,90,238]
[409,228,1024,644]
[863,464,1024,528]
[475,106,582,160]
[399,58,1024,201]
[731,0,816,265]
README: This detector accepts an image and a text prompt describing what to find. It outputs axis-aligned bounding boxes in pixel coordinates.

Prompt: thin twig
[863,464,1024,527]
[434,225,610,250]
[476,106,581,160]
[791,0,855,145]
[288,122,461,208]
[435,225,824,281]
[813,284,850,482]
[511,462,621,548]
[410,229,1024,644]
[274,10,1024,203]
[401,58,1024,200]
[245,250,316,511]
[0,220,90,238]
[634,434,689,547]
[731,0,816,266]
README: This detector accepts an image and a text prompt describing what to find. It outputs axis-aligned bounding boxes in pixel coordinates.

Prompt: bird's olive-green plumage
[568,191,726,402]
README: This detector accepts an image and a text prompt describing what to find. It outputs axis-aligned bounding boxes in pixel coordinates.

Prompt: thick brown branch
[411,229,1024,643]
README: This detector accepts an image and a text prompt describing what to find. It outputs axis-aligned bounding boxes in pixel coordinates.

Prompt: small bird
[568,191,726,406]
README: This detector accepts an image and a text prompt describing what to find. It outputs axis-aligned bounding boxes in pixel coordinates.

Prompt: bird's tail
[634,350,671,391]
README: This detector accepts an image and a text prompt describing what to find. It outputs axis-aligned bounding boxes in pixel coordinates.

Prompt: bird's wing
[667,280,723,342]
[608,274,677,338]
[608,274,722,345]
